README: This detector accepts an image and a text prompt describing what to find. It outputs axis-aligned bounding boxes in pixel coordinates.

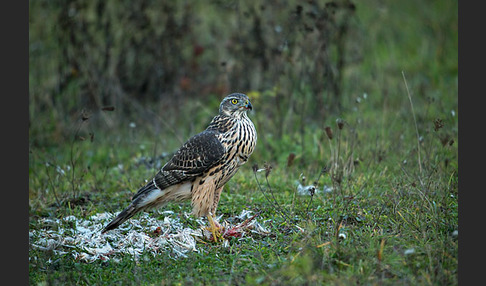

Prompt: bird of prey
[102,93,257,240]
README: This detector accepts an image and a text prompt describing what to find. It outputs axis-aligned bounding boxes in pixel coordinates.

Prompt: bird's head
[219,93,253,118]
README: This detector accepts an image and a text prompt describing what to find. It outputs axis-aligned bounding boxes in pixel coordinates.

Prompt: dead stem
[401,71,423,178]
[252,167,292,225]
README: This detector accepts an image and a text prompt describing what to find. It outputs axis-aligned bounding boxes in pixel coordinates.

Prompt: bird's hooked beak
[244,100,253,111]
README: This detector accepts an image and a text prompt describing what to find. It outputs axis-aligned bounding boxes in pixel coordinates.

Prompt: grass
[29,99,458,284]
[29,0,458,285]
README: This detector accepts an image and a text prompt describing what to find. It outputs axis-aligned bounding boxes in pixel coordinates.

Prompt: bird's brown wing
[132,130,225,201]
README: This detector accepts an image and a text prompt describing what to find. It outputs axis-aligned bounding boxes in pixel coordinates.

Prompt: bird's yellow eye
[231,99,238,104]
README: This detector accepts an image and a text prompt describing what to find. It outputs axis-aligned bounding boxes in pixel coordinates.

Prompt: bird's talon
[206,214,223,242]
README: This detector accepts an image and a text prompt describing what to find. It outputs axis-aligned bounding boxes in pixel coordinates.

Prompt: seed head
[287,153,296,167]
[252,163,259,173]
[433,118,444,131]
[264,162,273,178]
[336,118,344,130]
[325,126,333,140]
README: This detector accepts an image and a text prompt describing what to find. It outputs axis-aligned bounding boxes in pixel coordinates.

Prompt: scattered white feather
[404,248,415,255]
[451,230,458,238]
[29,210,269,263]
[296,181,332,196]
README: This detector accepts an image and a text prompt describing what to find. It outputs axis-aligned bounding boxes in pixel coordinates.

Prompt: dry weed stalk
[324,119,357,194]
[252,163,293,226]
[401,71,423,178]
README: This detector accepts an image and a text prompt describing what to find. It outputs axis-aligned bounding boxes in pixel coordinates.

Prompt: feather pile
[29,210,270,263]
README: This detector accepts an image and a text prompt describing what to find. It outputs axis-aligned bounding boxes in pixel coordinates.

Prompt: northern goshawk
[102,93,257,239]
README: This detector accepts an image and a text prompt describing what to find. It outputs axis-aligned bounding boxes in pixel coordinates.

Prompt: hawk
[102,93,257,240]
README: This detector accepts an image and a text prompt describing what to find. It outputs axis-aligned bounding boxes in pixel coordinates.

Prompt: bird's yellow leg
[206,213,222,242]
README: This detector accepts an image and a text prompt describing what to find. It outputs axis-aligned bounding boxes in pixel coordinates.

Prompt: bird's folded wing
[132,130,225,201]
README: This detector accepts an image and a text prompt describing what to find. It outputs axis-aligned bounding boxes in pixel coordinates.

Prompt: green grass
[29,0,457,285]
[29,106,458,285]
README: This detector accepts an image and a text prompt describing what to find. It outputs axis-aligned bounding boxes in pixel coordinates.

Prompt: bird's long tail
[101,200,143,233]
[101,182,191,233]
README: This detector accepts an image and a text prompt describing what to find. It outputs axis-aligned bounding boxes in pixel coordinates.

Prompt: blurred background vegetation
[29,0,459,218]
[29,0,457,161]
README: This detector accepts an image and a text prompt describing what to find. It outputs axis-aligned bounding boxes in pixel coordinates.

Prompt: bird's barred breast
[212,116,256,187]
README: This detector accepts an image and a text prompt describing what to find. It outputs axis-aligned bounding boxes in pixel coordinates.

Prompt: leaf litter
[29,210,270,263]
